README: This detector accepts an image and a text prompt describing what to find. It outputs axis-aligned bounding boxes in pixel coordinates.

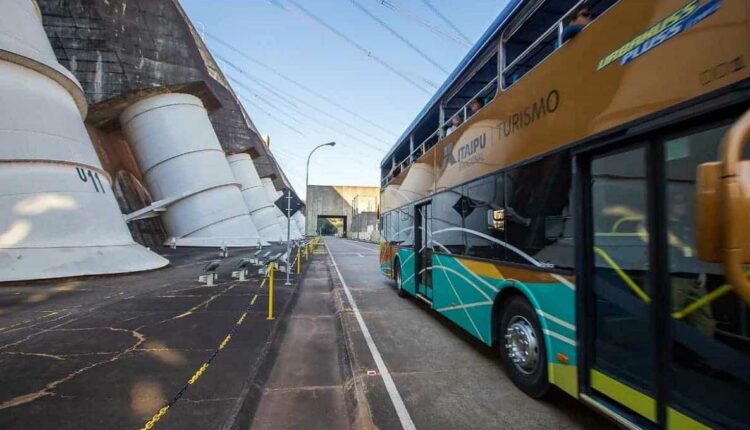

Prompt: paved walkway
[250,251,351,430]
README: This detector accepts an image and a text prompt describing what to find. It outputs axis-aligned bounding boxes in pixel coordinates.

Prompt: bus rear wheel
[394,261,406,297]
[499,296,550,399]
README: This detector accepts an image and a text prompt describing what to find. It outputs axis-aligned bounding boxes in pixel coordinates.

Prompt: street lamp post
[305,141,336,236]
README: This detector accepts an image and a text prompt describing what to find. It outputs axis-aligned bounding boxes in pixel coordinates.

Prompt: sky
[181,0,509,199]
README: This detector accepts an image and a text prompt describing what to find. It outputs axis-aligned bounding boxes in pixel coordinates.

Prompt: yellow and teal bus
[379,0,750,428]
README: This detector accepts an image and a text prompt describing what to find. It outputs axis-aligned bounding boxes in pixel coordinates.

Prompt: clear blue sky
[181,0,509,199]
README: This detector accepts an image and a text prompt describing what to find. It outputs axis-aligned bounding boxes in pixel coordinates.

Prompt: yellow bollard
[267,262,275,320]
[296,247,301,274]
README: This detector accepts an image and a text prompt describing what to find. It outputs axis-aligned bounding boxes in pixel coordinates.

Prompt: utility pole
[285,189,293,286]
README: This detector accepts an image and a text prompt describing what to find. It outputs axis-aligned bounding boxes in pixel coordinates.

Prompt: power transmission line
[233,76,387,157]
[376,0,471,48]
[348,0,449,74]
[217,56,392,152]
[420,0,472,45]
[218,57,300,112]
[205,31,399,139]
[235,93,306,136]
[230,77,328,136]
[230,79,303,126]
[266,0,436,93]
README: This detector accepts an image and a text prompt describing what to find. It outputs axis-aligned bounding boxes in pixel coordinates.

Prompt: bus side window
[431,189,466,255]
[504,152,573,269]
[462,174,505,260]
[400,207,414,247]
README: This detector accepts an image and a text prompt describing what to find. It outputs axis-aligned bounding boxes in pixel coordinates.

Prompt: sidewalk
[249,249,355,430]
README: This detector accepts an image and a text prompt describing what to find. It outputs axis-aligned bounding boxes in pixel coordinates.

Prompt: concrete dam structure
[0,0,303,281]
[120,93,263,247]
[227,153,286,243]
[0,0,168,281]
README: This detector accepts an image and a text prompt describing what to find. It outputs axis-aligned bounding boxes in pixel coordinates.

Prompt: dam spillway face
[227,153,285,243]
[262,177,302,241]
[0,0,168,282]
[120,93,264,247]
[261,177,291,241]
[292,212,306,237]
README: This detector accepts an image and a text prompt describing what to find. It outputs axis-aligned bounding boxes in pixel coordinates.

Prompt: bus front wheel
[499,296,550,399]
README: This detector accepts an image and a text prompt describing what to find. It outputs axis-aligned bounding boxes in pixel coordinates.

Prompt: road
[325,237,613,430]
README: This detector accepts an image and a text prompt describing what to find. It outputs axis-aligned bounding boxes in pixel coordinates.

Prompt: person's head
[470,98,483,113]
[571,6,592,26]
[451,115,462,127]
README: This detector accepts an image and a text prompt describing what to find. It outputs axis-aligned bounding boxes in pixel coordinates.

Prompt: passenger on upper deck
[446,115,462,135]
[561,6,592,44]
[469,98,483,116]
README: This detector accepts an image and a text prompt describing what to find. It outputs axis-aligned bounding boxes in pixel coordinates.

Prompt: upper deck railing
[381,0,617,188]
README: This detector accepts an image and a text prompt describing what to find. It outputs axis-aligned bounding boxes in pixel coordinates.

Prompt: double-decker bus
[378,0,750,428]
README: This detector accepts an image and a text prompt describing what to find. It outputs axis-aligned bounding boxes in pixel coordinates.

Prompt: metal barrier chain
[140,275,268,430]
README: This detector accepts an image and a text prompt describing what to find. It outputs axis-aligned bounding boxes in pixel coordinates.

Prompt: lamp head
[326,141,336,147]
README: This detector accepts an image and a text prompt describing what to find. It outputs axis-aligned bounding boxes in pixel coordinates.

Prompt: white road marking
[358,253,365,258]
[325,240,416,430]
[342,239,379,253]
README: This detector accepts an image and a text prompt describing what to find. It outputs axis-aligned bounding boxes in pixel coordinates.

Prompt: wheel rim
[396,266,402,291]
[504,315,539,374]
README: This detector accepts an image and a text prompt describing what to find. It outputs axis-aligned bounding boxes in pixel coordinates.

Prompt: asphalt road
[325,237,614,430]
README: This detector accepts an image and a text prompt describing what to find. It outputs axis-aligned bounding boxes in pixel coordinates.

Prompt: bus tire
[499,296,550,399]
[394,261,407,297]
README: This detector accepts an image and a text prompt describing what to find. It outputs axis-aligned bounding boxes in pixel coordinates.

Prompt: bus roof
[380,0,523,168]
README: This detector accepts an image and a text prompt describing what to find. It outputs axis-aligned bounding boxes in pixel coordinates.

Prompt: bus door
[414,202,433,300]
[580,143,658,428]
[578,118,750,429]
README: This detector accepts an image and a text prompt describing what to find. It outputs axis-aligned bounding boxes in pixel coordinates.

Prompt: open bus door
[577,108,750,429]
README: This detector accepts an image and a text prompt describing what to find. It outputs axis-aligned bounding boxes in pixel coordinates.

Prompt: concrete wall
[306,186,380,239]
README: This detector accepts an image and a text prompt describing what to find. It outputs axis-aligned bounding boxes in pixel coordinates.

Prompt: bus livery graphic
[597,0,721,70]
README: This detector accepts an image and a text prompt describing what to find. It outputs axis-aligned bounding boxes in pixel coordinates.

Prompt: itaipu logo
[597,0,721,70]
[440,133,487,173]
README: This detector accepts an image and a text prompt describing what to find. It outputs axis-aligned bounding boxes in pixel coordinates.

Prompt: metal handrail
[501,0,587,81]
[382,76,498,188]
[382,0,609,188]
[503,23,559,75]
[440,76,498,129]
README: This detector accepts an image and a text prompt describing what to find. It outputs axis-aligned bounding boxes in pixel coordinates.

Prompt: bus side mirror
[724,159,750,264]
[695,108,750,308]
[696,159,750,263]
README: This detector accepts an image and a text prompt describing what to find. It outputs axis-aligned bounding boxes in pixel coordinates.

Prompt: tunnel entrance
[317,215,347,238]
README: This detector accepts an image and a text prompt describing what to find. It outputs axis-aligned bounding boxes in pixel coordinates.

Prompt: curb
[328,253,378,430]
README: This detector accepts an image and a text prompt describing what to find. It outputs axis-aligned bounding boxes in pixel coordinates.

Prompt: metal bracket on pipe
[124,186,222,223]
[124,197,176,222]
